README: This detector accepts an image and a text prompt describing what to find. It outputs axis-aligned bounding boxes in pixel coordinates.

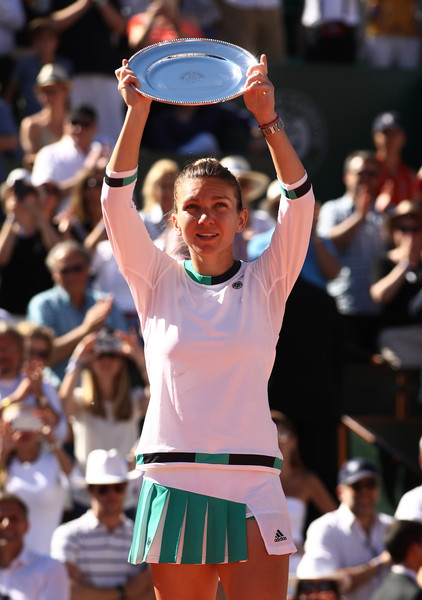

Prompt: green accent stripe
[280,177,311,200]
[104,170,138,188]
[195,453,230,465]
[206,496,228,563]
[184,260,241,285]
[181,493,207,564]
[159,488,186,563]
[184,260,212,284]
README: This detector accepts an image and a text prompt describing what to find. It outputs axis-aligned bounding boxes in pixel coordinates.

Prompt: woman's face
[153,172,177,215]
[91,353,123,378]
[172,177,247,263]
[392,216,422,247]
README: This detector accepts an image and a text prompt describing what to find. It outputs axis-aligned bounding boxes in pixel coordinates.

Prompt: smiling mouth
[197,233,218,238]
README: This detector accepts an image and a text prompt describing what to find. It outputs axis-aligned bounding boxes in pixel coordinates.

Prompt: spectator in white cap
[51,448,155,600]
[395,435,422,523]
[20,63,72,171]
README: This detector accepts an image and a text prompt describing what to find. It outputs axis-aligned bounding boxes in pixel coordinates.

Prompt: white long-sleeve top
[102,167,314,473]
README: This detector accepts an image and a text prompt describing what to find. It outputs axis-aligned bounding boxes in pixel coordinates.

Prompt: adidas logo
[274,529,287,542]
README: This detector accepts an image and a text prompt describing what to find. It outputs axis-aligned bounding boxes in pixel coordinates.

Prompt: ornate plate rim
[127,38,258,105]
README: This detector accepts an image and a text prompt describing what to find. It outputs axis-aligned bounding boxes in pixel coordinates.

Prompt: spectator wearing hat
[395,435,422,523]
[297,457,393,600]
[0,168,60,317]
[31,104,108,209]
[371,111,417,212]
[370,519,422,600]
[3,17,73,118]
[370,201,422,383]
[0,491,70,600]
[20,63,72,171]
[51,448,155,600]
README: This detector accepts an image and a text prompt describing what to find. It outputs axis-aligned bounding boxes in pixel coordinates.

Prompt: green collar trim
[184,260,241,285]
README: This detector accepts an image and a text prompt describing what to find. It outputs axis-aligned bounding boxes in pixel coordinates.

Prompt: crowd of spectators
[0,1,422,599]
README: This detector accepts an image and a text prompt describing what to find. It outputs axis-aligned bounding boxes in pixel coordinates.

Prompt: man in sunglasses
[297,457,393,600]
[31,104,107,208]
[27,240,127,381]
[51,448,154,600]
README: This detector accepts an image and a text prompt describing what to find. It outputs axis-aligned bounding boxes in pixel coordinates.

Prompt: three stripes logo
[274,529,287,542]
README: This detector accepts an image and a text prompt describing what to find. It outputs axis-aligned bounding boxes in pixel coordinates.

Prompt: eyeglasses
[70,119,93,128]
[93,483,127,495]
[394,225,421,233]
[57,263,86,275]
[350,479,378,491]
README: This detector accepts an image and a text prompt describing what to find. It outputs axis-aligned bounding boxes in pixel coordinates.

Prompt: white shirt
[31,135,102,190]
[395,485,422,523]
[297,503,393,600]
[6,451,68,556]
[301,0,361,27]
[0,548,69,600]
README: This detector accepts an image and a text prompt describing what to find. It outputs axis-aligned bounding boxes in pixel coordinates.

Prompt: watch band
[259,117,285,137]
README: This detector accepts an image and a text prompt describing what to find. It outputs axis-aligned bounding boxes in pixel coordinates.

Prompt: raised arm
[243,55,305,185]
[108,60,153,173]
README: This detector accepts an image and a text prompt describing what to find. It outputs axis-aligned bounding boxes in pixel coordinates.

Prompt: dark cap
[338,457,380,485]
[372,111,404,134]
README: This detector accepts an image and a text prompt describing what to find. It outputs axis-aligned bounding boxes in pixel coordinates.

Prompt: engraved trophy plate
[128,38,258,105]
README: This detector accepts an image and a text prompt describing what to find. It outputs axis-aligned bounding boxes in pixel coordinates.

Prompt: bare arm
[370,261,408,304]
[336,551,391,594]
[243,55,305,185]
[328,189,371,251]
[307,472,338,514]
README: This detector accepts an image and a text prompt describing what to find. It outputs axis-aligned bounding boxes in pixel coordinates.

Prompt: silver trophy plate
[128,38,258,105]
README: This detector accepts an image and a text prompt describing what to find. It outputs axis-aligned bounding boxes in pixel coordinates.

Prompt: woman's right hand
[115,59,152,111]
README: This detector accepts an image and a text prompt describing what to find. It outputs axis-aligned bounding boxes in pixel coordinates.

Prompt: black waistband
[139,452,281,469]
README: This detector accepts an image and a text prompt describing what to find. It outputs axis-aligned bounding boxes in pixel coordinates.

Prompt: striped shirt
[51,510,144,587]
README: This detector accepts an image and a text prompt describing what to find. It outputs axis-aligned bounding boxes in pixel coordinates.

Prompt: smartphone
[11,413,43,432]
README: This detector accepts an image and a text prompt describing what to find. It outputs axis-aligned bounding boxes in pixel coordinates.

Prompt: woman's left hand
[243,54,277,127]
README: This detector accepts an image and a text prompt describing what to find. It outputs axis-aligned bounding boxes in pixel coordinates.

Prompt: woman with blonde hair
[59,327,149,515]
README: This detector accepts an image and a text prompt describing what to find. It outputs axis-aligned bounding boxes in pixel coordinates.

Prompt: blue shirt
[27,285,127,380]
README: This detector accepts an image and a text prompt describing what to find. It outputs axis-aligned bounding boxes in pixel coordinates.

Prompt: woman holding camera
[59,328,149,516]
[101,55,314,600]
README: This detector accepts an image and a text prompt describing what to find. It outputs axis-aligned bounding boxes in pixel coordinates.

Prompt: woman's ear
[172,213,182,237]
[236,208,248,233]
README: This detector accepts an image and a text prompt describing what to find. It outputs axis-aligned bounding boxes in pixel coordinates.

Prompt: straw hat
[220,156,270,203]
[83,449,141,485]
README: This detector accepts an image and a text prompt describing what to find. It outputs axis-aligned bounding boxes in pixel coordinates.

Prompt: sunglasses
[96,352,120,360]
[70,119,93,128]
[92,483,127,495]
[57,263,86,276]
[394,225,421,233]
[350,479,378,491]
[28,348,49,360]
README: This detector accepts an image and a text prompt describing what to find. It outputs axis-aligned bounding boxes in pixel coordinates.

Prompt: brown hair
[16,321,54,363]
[80,361,133,420]
[270,410,304,469]
[174,158,243,212]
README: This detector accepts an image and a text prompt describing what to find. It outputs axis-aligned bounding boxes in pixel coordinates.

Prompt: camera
[11,412,43,432]
[94,330,123,354]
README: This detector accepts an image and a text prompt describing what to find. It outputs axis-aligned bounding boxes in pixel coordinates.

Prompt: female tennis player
[102,54,314,600]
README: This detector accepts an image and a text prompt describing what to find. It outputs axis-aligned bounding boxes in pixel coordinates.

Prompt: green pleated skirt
[128,478,248,565]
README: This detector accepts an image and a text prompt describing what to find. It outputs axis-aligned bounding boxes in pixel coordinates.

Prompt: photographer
[59,327,148,517]
[0,169,60,317]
